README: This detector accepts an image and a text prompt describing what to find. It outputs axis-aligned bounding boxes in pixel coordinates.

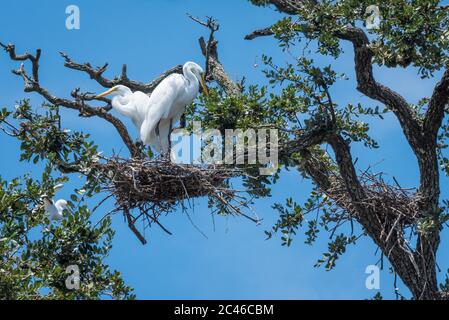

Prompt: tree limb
[248,0,444,299]
[254,0,306,14]
[1,42,141,158]
[188,15,241,96]
[0,42,41,81]
[244,27,274,40]
[59,51,183,94]
[337,26,423,152]
[424,68,449,141]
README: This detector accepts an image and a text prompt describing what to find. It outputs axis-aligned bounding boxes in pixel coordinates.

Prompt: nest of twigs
[360,172,424,226]
[328,171,424,229]
[97,157,255,244]
[102,157,243,205]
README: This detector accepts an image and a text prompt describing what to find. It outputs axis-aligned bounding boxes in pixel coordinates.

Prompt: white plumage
[96,85,151,140]
[96,61,207,154]
[43,198,68,221]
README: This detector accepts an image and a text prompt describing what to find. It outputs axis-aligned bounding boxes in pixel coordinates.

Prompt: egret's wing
[155,74,186,119]
[132,91,151,126]
[140,74,184,145]
[46,201,62,221]
[44,203,58,217]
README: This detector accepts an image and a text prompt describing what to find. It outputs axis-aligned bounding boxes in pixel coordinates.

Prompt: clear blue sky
[1,0,448,299]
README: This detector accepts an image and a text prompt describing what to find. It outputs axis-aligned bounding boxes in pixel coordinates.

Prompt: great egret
[96,61,208,154]
[143,61,208,153]
[43,198,68,221]
[96,85,151,139]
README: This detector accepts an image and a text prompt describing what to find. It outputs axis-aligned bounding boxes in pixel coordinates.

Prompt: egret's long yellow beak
[96,87,117,98]
[201,74,209,96]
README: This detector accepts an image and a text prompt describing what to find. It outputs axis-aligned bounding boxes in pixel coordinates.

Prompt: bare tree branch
[59,51,183,94]
[244,27,274,40]
[424,68,449,140]
[188,15,241,96]
[1,42,141,158]
[124,208,147,245]
[0,42,41,81]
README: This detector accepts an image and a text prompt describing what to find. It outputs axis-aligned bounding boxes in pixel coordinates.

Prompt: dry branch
[189,15,241,96]
[0,41,141,158]
[60,51,183,94]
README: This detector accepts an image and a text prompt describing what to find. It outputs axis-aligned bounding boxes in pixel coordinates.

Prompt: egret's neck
[183,65,200,90]
[111,93,133,115]
[111,91,140,126]
[114,93,131,106]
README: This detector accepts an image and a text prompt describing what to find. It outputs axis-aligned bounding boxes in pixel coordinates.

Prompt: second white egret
[43,198,68,221]
[96,61,208,154]
[141,61,208,154]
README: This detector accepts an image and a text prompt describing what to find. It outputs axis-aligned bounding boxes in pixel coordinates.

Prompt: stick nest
[97,157,253,244]
[328,171,424,228]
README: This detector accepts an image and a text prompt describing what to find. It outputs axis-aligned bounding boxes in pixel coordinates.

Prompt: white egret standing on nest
[141,61,208,154]
[96,61,208,154]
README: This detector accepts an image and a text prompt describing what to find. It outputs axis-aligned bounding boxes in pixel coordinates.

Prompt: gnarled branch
[424,68,449,141]
[1,42,141,158]
[188,15,241,96]
[59,51,183,94]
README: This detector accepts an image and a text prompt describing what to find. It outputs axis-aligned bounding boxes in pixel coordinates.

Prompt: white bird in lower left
[43,198,68,221]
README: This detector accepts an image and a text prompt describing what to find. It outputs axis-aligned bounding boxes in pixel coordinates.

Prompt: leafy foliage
[251,0,449,77]
[0,102,133,299]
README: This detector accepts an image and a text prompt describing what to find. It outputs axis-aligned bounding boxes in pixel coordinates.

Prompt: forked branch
[60,51,183,94]
[0,41,141,158]
[188,14,241,96]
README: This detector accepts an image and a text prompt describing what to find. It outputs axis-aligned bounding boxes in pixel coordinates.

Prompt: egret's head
[185,62,208,96]
[96,85,131,98]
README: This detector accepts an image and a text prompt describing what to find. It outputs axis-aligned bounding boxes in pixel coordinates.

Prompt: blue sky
[1,0,448,299]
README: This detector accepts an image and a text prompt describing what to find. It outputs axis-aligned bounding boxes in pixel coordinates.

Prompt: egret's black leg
[168,118,173,154]
[155,120,163,157]
[180,114,186,129]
